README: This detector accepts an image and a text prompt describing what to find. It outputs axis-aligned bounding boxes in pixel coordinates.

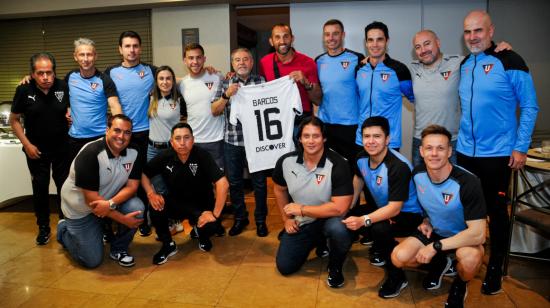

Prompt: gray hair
[230,47,253,61]
[74,37,96,51]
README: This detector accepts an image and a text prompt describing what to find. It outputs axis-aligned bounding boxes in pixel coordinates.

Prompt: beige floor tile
[0,282,46,308]
[18,288,96,308]
[317,270,414,308]
[50,255,156,295]
[0,246,75,287]
[502,277,550,308]
[219,264,320,308]
[128,253,238,305]
[120,297,213,307]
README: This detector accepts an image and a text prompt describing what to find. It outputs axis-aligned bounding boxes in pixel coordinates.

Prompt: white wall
[290,0,485,159]
[151,4,231,78]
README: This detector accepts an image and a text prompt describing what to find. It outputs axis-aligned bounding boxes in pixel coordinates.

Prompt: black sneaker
[423,256,452,290]
[378,275,408,298]
[139,223,152,237]
[199,237,212,252]
[445,277,467,308]
[316,245,330,258]
[370,251,386,266]
[360,235,374,246]
[109,251,135,267]
[153,241,178,265]
[215,223,226,237]
[228,219,249,236]
[256,222,268,237]
[445,259,458,277]
[327,268,345,288]
[481,265,503,295]
[36,225,51,245]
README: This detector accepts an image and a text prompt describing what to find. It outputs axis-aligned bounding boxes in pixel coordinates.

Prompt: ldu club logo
[442,192,453,205]
[381,73,390,82]
[315,174,325,184]
[376,176,383,186]
[341,61,350,69]
[441,71,451,80]
[189,163,198,176]
[123,163,132,172]
[483,64,494,74]
[138,70,145,79]
[205,82,214,90]
[90,82,99,90]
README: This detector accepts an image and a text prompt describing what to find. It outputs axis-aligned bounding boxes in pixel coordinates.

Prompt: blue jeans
[195,140,224,170]
[412,137,457,167]
[146,144,168,195]
[224,143,267,223]
[57,196,144,268]
[276,217,352,275]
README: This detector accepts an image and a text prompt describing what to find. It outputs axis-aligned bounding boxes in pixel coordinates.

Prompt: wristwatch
[108,199,116,210]
[433,240,443,253]
[363,215,372,227]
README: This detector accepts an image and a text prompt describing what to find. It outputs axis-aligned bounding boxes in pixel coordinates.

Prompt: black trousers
[25,150,69,227]
[68,135,103,166]
[457,153,511,268]
[131,130,150,224]
[348,203,423,277]
[325,123,363,173]
[150,198,219,244]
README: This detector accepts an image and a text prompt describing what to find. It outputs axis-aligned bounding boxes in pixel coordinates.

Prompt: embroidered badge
[90,82,99,90]
[189,163,198,176]
[482,64,494,74]
[376,175,383,186]
[441,71,451,80]
[138,70,145,79]
[123,163,132,172]
[54,91,64,102]
[204,82,214,90]
[442,192,453,205]
[315,174,325,184]
[381,73,390,82]
[341,61,350,69]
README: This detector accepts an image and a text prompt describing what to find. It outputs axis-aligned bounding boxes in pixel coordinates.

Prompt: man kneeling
[391,125,486,308]
[142,122,228,265]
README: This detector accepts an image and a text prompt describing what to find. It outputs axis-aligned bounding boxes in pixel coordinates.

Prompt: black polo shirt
[144,146,224,209]
[11,79,69,153]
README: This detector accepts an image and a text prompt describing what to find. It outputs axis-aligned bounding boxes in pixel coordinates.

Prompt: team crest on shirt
[54,91,64,102]
[341,61,350,69]
[381,73,390,82]
[441,71,451,80]
[204,82,214,90]
[189,163,198,176]
[315,174,325,184]
[376,175,383,186]
[123,163,132,172]
[90,82,99,90]
[442,192,453,205]
[483,64,494,74]
[138,70,145,79]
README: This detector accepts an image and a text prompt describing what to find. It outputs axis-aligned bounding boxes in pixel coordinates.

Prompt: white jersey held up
[230,77,302,172]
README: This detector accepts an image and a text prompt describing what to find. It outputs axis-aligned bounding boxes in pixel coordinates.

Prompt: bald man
[457,10,538,295]
[409,30,511,167]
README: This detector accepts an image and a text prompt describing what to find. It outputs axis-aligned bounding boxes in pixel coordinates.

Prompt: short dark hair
[107,114,133,128]
[30,52,56,74]
[271,23,293,37]
[297,116,326,143]
[119,31,142,46]
[361,116,390,137]
[184,43,205,58]
[421,124,452,145]
[365,21,389,40]
[171,122,193,137]
[323,19,344,31]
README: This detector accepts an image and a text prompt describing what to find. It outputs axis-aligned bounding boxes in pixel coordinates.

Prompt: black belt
[148,140,170,149]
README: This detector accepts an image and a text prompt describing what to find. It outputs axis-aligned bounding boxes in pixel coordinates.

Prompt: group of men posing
[9,8,538,308]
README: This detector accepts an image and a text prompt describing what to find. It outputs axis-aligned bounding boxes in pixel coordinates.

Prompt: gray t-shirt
[409,54,462,140]
[61,138,141,219]
[148,95,184,143]
[272,149,353,226]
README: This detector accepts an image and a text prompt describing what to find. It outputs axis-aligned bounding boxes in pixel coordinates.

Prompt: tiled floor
[1,191,549,307]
